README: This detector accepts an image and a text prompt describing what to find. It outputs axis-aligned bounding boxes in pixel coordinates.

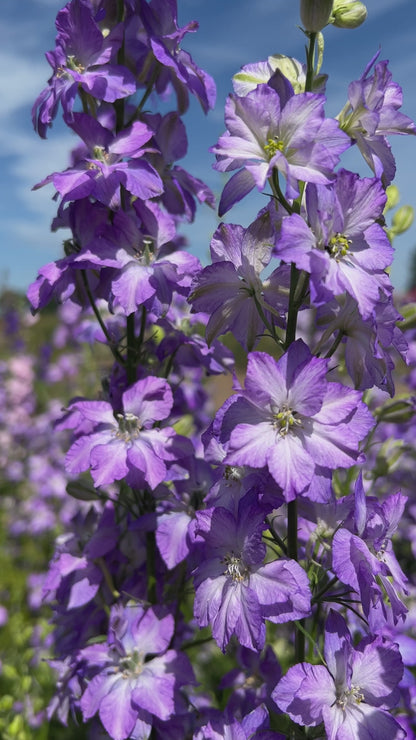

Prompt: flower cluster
[16,0,416,737]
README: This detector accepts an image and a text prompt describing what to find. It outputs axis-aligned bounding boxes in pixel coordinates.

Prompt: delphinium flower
[273,610,405,739]
[232,53,327,97]
[275,169,393,319]
[143,111,216,221]
[211,78,349,214]
[315,293,407,396]
[191,491,311,652]
[337,50,416,185]
[220,645,282,717]
[76,201,201,316]
[34,113,163,211]
[216,340,374,502]
[128,0,216,114]
[194,703,284,740]
[332,474,409,628]
[189,207,289,351]
[32,0,137,137]
[64,375,192,489]
[80,601,196,740]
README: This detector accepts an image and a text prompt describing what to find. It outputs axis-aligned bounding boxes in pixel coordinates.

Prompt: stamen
[326,233,352,261]
[222,552,249,582]
[273,404,302,436]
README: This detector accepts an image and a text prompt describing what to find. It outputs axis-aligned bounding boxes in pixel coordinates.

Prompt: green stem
[324,329,345,359]
[80,270,125,366]
[305,32,317,92]
[126,313,137,385]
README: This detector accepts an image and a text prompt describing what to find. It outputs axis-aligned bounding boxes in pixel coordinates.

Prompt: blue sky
[2,0,416,294]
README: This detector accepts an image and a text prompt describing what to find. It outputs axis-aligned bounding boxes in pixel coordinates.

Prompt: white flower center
[114,412,142,442]
[118,649,145,679]
[336,684,364,710]
[223,552,249,582]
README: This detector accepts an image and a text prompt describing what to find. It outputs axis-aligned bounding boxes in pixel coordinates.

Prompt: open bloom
[337,51,416,184]
[211,82,349,214]
[64,375,190,489]
[192,493,311,652]
[218,340,374,501]
[34,113,163,210]
[32,0,136,137]
[275,169,393,319]
[80,603,195,740]
[273,610,405,739]
[189,207,289,350]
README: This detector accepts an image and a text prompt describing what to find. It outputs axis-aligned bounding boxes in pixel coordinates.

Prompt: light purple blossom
[218,340,374,501]
[192,492,311,652]
[337,51,416,184]
[273,610,405,739]
[77,201,200,316]
[315,293,407,396]
[275,169,393,319]
[32,0,136,137]
[65,375,190,489]
[211,82,349,214]
[34,113,163,210]
[189,209,289,350]
[133,0,216,114]
[332,475,409,628]
[80,602,195,740]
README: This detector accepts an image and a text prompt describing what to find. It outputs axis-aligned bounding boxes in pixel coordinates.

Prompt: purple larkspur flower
[338,51,416,184]
[220,645,282,716]
[34,113,163,210]
[332,475,409,627]
[276,169,393,318]
[65,375,190,489]
[143,111,216,221]
[32,0,136,137]
[80,602,195,740]
[192,493,311,652]
[130,0,216,114]
[217,340,374,501]
[273,610,405,739]
[211,82,349,214]
[189,209,289,351]
[315,293,407,396]
[194,703,284,740]
[78,201,200,316]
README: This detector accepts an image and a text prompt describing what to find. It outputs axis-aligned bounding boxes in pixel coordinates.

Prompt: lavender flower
[217,340,374,501]
[211,82,349,214]
[275,169,393,319]
[332,475,409,627]
[65,375,191,489]
[192,493,311,652]
[134,0,216,114]
[80,602,195,740]
[34,113,163,210]
[337,51,416,184]
[273,610,405,739]
[189,208,289,350]
[32,0,137,137]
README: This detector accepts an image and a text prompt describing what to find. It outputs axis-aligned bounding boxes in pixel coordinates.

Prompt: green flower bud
[300,0,334,32]
[331,0,367,29]
[391,204,414,236]
[384,184,400,212]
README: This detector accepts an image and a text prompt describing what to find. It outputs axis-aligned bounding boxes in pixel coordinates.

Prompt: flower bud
[300,0,334,32]
[331,0,367,29]
[391,204,414,236]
